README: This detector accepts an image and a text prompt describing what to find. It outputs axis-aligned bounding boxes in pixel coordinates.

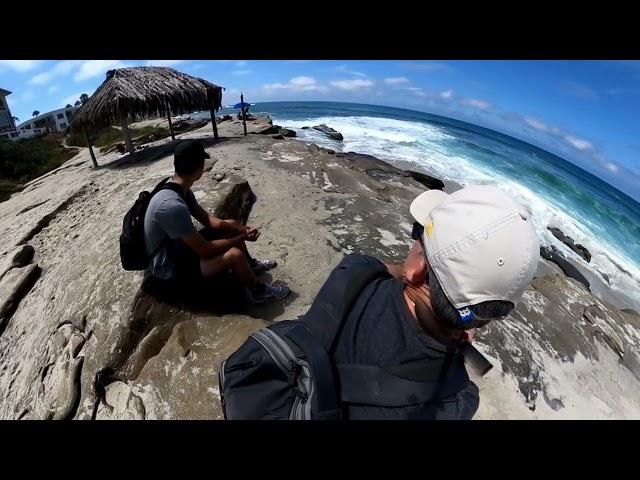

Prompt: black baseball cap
[174,140,210,163]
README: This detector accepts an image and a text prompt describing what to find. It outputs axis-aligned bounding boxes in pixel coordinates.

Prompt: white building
[17,106,79,136]
[0,88,18,140]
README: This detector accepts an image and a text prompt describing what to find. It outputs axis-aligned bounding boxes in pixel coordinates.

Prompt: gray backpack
[218,255,469,420]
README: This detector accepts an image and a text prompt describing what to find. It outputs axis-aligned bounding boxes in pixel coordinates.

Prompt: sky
[0,59,638,200]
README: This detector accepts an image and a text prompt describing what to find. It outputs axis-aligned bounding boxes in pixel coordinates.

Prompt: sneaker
[251,258,278,274]
[248,282,290,303]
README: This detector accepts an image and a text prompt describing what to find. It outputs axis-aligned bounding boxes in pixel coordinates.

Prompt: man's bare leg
[200,247,257,286]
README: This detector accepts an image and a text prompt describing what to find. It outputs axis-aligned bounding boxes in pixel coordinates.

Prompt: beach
[0,113,639,419]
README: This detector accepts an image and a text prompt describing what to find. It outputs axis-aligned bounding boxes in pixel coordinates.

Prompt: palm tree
[65,104,72,108]
[80,93,89,105]
[74,100,81,107]
[32,110,40,117]
[11,116,19,123]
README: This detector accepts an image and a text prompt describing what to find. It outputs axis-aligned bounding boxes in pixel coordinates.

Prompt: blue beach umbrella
[233,102,252,109]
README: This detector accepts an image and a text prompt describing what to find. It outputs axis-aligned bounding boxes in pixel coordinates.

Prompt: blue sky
[1,59,638,200]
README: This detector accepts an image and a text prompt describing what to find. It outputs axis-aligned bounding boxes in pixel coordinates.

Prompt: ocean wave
[273,113,640,309]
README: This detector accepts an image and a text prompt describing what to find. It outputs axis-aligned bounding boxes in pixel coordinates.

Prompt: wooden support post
[83,127,98,168]
[120,112,135,156]
[208,88,219,140]
[166,105,175,141]
[241,92,247,136]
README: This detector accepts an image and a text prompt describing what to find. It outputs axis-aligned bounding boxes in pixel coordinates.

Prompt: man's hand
[245,226,260,242]
[460,328,476,343]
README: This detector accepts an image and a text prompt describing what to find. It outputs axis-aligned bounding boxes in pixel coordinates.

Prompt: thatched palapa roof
[71,66,223,130]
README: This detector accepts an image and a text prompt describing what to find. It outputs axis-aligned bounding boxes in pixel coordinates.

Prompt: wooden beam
[241,92,247,136]
[207,88,219,140]
[83,127,98,168]
[120,112,135,156]
[166,105,175,141]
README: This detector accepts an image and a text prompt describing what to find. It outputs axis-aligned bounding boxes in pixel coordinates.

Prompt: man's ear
[402,240,428,284]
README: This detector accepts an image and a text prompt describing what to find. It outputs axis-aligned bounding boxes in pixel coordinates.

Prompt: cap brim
[410,190,449,225]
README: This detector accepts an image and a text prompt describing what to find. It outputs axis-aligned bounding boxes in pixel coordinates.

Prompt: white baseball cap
[410,185,539,310]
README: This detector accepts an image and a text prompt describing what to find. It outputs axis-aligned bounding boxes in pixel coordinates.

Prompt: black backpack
[218,256,470,420]
[119,177,186,271]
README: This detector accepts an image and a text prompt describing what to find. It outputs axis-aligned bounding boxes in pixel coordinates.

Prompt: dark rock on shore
[404,170,445,191]
[548,227,592,263]
[279,128,296,138]
[312,124,343,141]
[540,245,590,290]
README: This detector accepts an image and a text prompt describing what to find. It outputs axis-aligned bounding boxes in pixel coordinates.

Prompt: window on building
[59,123,67,129]
[57,113,64,119]
[0,102,5,111]
[11,132,18,137]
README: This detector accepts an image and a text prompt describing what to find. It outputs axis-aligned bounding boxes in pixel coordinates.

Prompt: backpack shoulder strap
[336,352,469,407]
[302,254,392,352]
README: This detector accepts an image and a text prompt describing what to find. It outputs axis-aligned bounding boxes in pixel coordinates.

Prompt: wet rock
[540,246,590,290]
[279,128,296,138]
[271,134,284,140]
[312,124,343,141]
[404,170,445,190]
[547,227,591,263]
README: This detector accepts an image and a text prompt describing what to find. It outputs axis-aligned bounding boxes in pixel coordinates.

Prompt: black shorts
[172,227,238,283]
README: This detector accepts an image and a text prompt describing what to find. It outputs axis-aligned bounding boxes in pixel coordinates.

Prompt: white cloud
[330,79,374,91]
[564,135,593,151]
[48,85,59,94]
[263,76,327,92]
[0,60,40,72]
[463,98,491,110]
[440,89,453,99]
[384,77,409,85]
[62,92,84,106]
[399,62,449,72]
[30,60,82,85]
[74,60,128,82]
[191,63,205,70]
[235,61,247,67]
[232,70,252,75]
[337,65,366,77]
[562,81,598,101]
[145,60,185,67]
[523,117,550,132]
[604,162,620,173]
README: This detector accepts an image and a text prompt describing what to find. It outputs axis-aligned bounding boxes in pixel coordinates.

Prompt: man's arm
[180,230,248,259]
[190,198,245,233]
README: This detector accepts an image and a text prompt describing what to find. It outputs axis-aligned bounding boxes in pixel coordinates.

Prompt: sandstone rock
[271,134,284,140]
[0,264,41,335]
[0,245,35,281]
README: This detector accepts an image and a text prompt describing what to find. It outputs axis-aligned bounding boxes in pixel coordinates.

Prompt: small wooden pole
[120,111,135,156]
[208,88,219,141]
[83,127,98,168]
[166,103,175,141]
[241,93,247,136]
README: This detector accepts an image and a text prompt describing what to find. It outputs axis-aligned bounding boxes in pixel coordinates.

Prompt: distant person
[219,185,539,419]
[144,140,290,303]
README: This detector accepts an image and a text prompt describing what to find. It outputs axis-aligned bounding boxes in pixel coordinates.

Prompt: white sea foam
[276,114,640,309]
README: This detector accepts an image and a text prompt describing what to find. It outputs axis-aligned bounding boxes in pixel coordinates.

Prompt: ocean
[207,101,640,309]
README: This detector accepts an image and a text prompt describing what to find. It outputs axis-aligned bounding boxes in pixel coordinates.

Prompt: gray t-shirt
[144,185,198,280]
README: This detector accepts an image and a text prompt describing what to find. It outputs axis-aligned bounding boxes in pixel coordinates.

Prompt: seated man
[144,140,290,303]
[302,185,539,419]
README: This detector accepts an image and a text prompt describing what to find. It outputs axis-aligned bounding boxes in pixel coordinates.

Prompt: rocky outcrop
[312,124,343,141]
[540,245,590,290]
[548,227,592,263]
[404,170,445,190]
[279,128,296,138]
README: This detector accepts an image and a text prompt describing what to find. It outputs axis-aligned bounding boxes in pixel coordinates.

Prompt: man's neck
[403,283,459,344]
[171,174,193,191]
